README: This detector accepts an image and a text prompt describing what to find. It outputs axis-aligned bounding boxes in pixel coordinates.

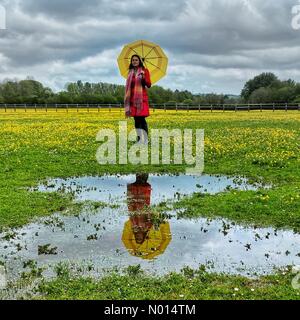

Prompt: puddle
[34,173,268,204]
[1,173,299,281]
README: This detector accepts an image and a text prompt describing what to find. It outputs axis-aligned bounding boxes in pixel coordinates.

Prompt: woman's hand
[139,71,145,79]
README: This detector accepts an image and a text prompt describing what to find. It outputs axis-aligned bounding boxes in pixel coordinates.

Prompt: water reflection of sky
[1,173,298,281]
[36,173,268,204]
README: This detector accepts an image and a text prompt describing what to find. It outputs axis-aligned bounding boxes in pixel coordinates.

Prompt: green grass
[1,110,299,228]
[174,184,300,232]
[35,267,299,300]
[1,109,299,300]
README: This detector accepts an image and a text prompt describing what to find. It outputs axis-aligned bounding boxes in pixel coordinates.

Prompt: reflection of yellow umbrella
[117,39,168,85]
[122,220,172,260]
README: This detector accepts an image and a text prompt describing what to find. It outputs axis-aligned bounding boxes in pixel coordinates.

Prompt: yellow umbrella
[117,39,168,85]
[122,220,172,260]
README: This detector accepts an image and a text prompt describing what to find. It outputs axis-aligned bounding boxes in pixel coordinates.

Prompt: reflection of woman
[127,173,152,244]
[124,55,152,143]
[127,173,151,211]
[122,173,172,259]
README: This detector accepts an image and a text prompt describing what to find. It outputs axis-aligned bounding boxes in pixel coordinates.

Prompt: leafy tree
[241,73,278,100]
[293,96,300,103]
[275,87,296,103]
[2,73,300,105]
[182,99,194,105]
[249,87,274,103]
[56,92,73,104]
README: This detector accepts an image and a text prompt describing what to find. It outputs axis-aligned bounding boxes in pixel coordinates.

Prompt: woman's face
[131,56,140,68]
[134,230,147,244]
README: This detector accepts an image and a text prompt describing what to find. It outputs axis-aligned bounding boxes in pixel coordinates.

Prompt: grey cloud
[19,0,187,21]
[0,0,300,94]
[159,0,300,55]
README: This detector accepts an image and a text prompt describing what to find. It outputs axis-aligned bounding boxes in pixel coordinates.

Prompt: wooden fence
[0,102,299,112]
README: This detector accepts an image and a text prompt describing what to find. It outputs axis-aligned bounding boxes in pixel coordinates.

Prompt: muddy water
[1,173,299,280]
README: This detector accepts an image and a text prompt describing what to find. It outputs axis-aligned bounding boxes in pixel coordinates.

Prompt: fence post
[198,104,201,112]
[24,104,27,112]
[285,103,288,112]
[14,104,16,112]
[153,104,155,113]
[248,103,250,112]
[211,104,213,113]
[235,104,237,112]
[4,103,6,113]
[260,103,262,112]
[45,103,47,113]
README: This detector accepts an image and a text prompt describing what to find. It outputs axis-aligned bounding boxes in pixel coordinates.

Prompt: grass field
[0,109,299,300]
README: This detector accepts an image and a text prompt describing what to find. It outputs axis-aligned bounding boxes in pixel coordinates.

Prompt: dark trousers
[134,116,148,136]
[134,117,148,142]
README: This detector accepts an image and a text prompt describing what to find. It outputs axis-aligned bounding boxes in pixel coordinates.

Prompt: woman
[124,54,152,143]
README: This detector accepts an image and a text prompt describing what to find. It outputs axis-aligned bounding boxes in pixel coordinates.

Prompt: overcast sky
[0,0,300,94]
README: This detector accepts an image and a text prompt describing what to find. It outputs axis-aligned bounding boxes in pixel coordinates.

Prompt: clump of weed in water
[38,244,58,255]
[21,260,44,279]
[125,265,143,277]
[54,262,71,279]
[1,230,17,241]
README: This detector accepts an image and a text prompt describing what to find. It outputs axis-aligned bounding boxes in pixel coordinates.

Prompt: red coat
[127,182,151,212]
[129,68,151,117]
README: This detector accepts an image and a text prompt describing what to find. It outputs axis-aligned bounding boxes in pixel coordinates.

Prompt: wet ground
[0,173,299,280]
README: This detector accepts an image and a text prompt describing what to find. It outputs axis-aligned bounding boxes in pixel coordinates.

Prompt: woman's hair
[135,173,149,184]
[128,54,144,70]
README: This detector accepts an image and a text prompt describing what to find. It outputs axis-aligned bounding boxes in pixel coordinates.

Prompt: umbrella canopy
[122,220,172,260]
[117,39,168,85]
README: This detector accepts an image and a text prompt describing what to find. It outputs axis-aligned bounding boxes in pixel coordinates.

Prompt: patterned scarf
[124,67,143,116]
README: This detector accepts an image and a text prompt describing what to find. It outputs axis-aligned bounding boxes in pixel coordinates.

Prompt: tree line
[0,73,299,104]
